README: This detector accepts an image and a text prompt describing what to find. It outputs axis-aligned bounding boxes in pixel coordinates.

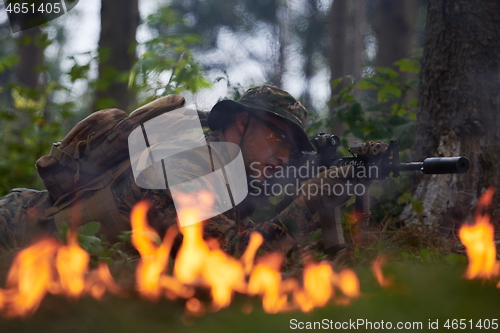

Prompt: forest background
[0,0,499,259]
[0,0,500,330]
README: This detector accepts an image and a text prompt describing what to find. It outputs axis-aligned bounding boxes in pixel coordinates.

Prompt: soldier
[0,85,352,255]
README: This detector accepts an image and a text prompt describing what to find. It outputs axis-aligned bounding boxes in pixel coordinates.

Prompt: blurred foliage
[128,7,211,107]
[0,8,211,196]
[327,59,421,233]
[308,58,420,152]
[169,0,330,96]
[0,35,76,196]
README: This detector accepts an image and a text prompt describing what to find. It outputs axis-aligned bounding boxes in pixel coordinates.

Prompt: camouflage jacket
[0,130,314,255]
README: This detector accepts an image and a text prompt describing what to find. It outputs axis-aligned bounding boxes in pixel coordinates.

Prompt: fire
[247,253,292,313]
[132,191,360,313]
[0,190,362,317]
[241,232,264,274]
[174,195,211,285]
[131,200,179,300]
[131,192,251,309]
[85,263,121,300]
[459,188,500,280]
[371,256,393,288]
[2,238,60,317]
[55,232,90,297]
[0,233,120,317]
[293,261,335,312]
[5,187,500,318]
[333,268,360,299]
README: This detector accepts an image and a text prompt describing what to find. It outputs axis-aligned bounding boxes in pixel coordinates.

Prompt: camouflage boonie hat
[208,85,315,152]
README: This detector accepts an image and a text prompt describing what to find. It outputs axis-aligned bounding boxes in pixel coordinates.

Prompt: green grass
[1,261,499,333]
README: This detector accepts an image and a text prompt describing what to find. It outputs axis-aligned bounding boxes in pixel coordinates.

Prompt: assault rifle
[294,133,470,256]
[311,133,469,177]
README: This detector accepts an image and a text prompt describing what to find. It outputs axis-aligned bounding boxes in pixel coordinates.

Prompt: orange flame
[241,232,264,275]
[3,238,59,317]
[371,256,393,288]
[293,261,335,312]
[174,191,246,309]
[85,263,121,300]
[132,192,258,310]
[1,190,362,317]
[332,268,360,300]
[132,191,361,314]
[131,201,177,300]
[459,188,500,280]
[247,253,291,313]
[185,297,205,317]
[55,232,90,297]
[0,233,120,317]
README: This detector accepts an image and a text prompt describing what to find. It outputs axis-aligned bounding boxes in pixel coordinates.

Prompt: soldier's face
[240,114,296,183]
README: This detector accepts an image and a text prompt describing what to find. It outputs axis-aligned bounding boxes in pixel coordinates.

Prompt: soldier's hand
[298,165,362,215]
[275,165,368,215]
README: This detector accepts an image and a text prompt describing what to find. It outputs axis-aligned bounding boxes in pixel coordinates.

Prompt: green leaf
[344,95,355,102]
[375,67,399,80]
[331,77,344,89]
[394,59,420,73]
[77,234,101,251]
[419,249,433,264]
[377,83,402,103]
[77,222,101,236]
[408,112,417,121]
[357,78,378,90]
[375,240,387,251]
[411,199,423,215]
[354,245,361,258]
[55,221,70,242]
[444,253,467,266]
[99,257,114,264]
[0,55,21,73]
[409,98,419,108]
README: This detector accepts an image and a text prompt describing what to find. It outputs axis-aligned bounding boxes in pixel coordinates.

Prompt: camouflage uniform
[114,129,315,256]
[0,130,314,255]
[0,85,318,255]
[0,189,54,249]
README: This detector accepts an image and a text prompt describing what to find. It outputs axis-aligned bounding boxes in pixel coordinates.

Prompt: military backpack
[35,95,187,240]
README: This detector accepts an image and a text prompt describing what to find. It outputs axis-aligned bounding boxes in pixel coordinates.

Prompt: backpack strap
[49,143,117,181]
[49,144,82,181]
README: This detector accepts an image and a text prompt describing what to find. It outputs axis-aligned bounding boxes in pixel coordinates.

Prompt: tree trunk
[301,0,321,110]
[400,0,500,232]
[343,0,366,82]
[15,27,43,89]
[12,26,44,135]
[372,0,422,106]
[328,0,347,97]
[328,0,367,132]
[94,0,139,111]
[268,2,288,88]
[372,0,420,69]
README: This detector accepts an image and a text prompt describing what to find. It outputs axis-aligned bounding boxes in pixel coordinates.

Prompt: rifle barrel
[396,157,469,174]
